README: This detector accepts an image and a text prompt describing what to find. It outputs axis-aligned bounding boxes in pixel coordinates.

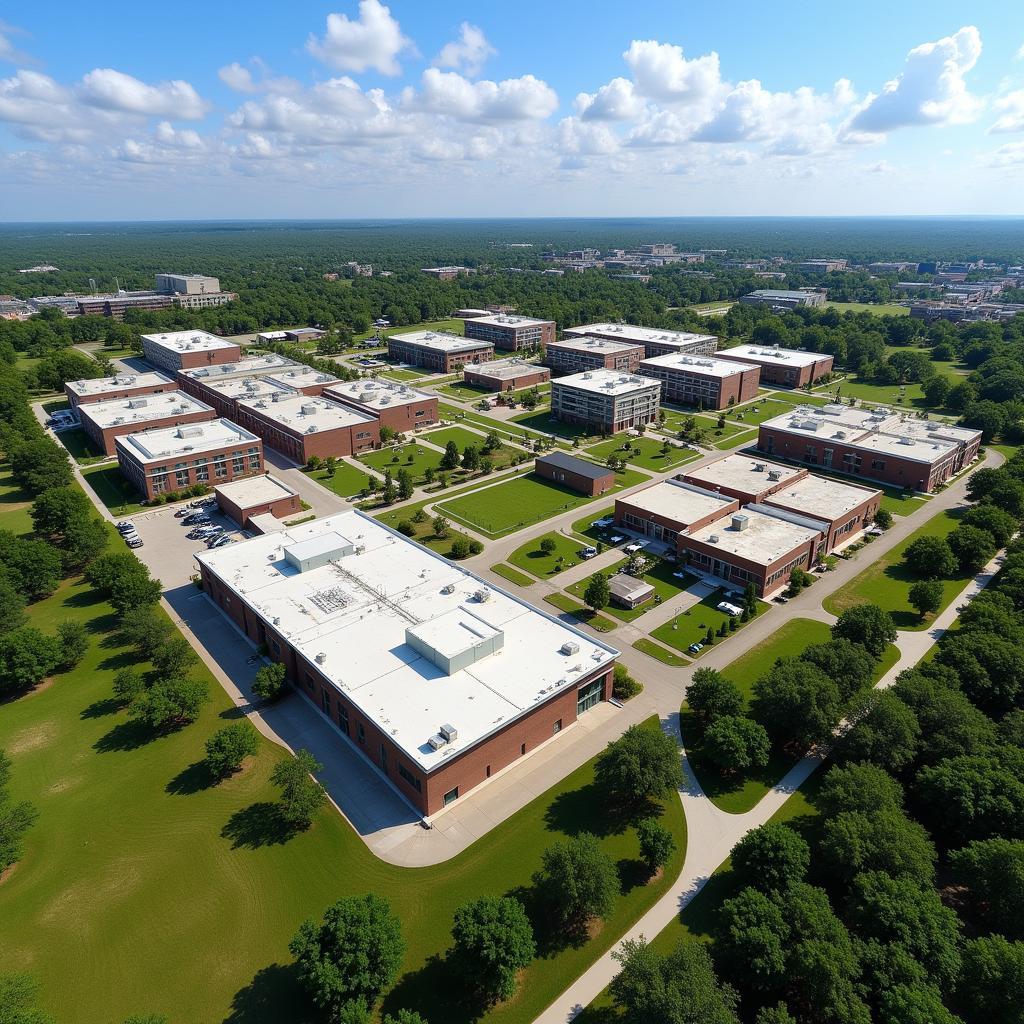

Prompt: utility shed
[609,575,656,609]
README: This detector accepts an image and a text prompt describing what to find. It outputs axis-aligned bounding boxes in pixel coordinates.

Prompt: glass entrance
[577,678,603,715]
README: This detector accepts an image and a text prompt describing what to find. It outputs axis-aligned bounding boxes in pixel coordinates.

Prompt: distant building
[739,289,826,311]
[563,323,718,359]
[78,390,217,456]
[323,378,438,433]
[867,262,919,274]
[796,259,848,273]
[535,452,615,496]
[763,475,881,552]
[64,370,176,412]
[680,454,806,504]
[215,474,302,529]
[550,369,661,434]
[463,314,556,352]
[155,273,221,295]
[638,353,761,411]
[545,337,644,376]
[462,358,550,393]
[454,308,492,319]
[716,344,833,389]
[387,330,493,373]
[636,243,677,256]
[77,293,174,319]
[421,266,474,280]
[141,330,242,373]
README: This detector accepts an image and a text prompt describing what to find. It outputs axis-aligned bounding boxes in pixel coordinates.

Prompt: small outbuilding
[535,451,616,496]
[215,474,302,527]
[609,575,656,609]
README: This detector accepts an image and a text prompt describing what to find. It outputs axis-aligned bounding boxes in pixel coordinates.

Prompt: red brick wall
[67,380,173,411]
[324,388,438,433]
[232,406,380,464]
[536,460,614,496]
[463,366,550,392]
[680,533,819,597]
[764,492,880,552]
[216,490,302,527]
[119,439,265,500]
[85,406,217,456]
[176,346,242,371]
[614,493,738,544]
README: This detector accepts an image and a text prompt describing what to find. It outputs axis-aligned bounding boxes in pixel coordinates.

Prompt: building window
[577,678,603,714]
[398,763,421,792]
[379,744,387,772]
[553,719,562,735]
[320,688,330,715]
[443,786,459,806]
[486,765,491,778]
[870,459,886,471]
[520,742,527,756]
[271,638,280,656]
[357,723,365,744]
[337,703,349,735]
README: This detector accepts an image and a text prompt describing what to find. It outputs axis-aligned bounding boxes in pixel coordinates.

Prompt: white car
[608,534,626,545]
[591,517,613,529]
[578,546,598,559]
[717,601,744,617]
[624,541,647,554]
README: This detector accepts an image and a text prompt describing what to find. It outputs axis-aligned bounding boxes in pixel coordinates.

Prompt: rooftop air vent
[439,723,458,742]
[441,583,456,595]
[767,469,782,481]
[474,588,491,603]
[732,514,749,532]
[754,462,766,472]
[709,534,720,543]
[560,641,580,656]
[428,733,448,751]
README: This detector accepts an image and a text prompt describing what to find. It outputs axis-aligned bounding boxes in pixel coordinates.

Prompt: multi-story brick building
[141,330,242,373]
[757,403,982,493]
[387,330,493,373]
[638,353,761,410]
[196,511,618,817]
[233,392,379,464]
[323,378,438,434]
[550,369,661,433]
[562,323,718,359]
[462,358,551,393]
[77,390,216,456]
[421,266,474,280]
[715,344,833,389]
[76,293,174,319]
[64,370,176,412]
[545,337,645,376]
[680,454,807,504]
[116,419,263,500]
[463,314,555,352]
[763,475,881,552]
[614,480,739,549]
[535,452,616,496]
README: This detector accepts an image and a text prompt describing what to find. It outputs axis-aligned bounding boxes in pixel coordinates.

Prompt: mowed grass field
[583,436,697,473]
[0,490,686,1024]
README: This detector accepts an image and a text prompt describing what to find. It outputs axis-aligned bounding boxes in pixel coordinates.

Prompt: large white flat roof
[618,480,736,526]
[640,353,760,379]
[765,475,881,521]
[469,314,553,328]
[684,454,805,494]
[324,378,433,410]
[66,371,174,397]
[564,323,717,348]
[116,418,260,463]
[552,369,661,397]
[141,330,239,354]
[237,393,376,433]
[196,375,293,401]
[389,330,488,353]
[688,507,822,565]
[548,337,643,356]
[215,473,298,508]
[77,390,213,429]
[465,358,549,380]
[267,366,340,390]
[197,511,618,771]
[179,354,300,382]
[719,344,827,368]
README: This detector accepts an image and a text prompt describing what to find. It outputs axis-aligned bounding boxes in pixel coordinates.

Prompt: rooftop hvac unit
[301,403,318,415]
[583,372,593,379]
[306,426,318,434]
[128,398,148,409]
[177,425,204,438]
[560,641,580,656]
[439,723,458,742]
[441,583,456,595]
[898,437,915,445]
[754,462,766,472]
[474,588,491,603]
[315,652,327,664]
[428,733,448,751]
[732,514,749,532]
[359,392,375,403]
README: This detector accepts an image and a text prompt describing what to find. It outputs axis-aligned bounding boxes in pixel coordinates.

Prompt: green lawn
[437,469,649,539]
[0,464,34,536]
[687,300,736,313]
[508,531,592,578]
[631,638,690,667]
[359,442,446,484]
[510,410,600,441]
[571,506,617,544]
[489,563,535,587]
[650,590,768,659]
[815,376,926,408]
[543,592,618,632]
[422,425,493,453]
[436,381,492,401]
[823,507,970,628]
[710,427,759,451]
[437,403,567,449]
[825,301,909,316]
[722,397,800,426]
[80,464,147,515]
[54,428,109,466]
[583,436,697,473]
[721,618,833,701]
[567,559,698,623]
[353,318,465,344]
[304,460,380,499]
[381,367,435,382]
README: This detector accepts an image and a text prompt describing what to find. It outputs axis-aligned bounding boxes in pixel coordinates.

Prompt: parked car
[183,514,210,526]
[688,642,703,654]
[578,546,598,559]
[716,601,744,617]
[624,541,646,554]
[126,537,143,549]
[174,507,192,518]
[209,535,233,548]
[608,534,625,545]
[116,521,135,533]
[672,570,688,579]
[774,595,789,604]
[591,517,613,529]
[188,527,218,539]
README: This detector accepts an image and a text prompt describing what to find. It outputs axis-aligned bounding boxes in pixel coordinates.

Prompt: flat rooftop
[618,480,736,526]
[765,475,881,521]
[237,393,377,433]
[196,511,618,772]
[469,314,553,328]
[116,418,260,463]
[547,337,643,356]
[77,390,214,429]
[640,353,760,379]
[179,354,300,383]
[267,366,339,390]
[195,375,292,401]
[537,451,613,480]
[66,371,174,398]
[719,344,827,368]
[141,330,239,354]
[747,290,818,300]
[564,323,717,349]
[684,454,805,493]
[465,358,549,380]
[215,473,298,507]
[687,507,823,565]
[552,369,661,397]
[389,330,488,353]
[324,378,434,410]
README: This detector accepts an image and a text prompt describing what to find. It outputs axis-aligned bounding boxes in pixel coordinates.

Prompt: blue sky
[1,1,1023,219]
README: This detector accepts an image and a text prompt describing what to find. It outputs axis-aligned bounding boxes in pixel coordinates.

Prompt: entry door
[577,679,602,715]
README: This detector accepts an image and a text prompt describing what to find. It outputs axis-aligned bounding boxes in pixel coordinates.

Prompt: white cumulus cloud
[622,39,724,104]
[433,23,495,78]
[307,1,412,76]
[413,68,558,122]
[575,77,644,121]
[845,26,982,138]
[79,68,209,119]
[991,90,1024,133]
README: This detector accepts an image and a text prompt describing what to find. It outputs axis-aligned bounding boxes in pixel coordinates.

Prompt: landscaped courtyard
[584,435,698,472]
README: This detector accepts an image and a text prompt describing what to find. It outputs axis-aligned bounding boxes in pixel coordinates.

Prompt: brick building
[116,419,263,500]
[141,330,242,373]
[77,293,174,319]
[680,454,807,504]
[545,337,645,376]
[551,370,661,433]
[715,344,833,389]
[562,323,718,358]
[77,390,216,456]
[214,474,302,528]
[757,404,982,493]
[615,480,739,549]
[65,370,175,412]
[462,358,551,393]
[535,452,616,496]
[763,475,882,551]
[739,289,826,310]
[387,330,494,373]
[638,353,761,410]
[196,512,618,817]
[463,314,556,351]
[234,392,379,464]
[323,379,438,433]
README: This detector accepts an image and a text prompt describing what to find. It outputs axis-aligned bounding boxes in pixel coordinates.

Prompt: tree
[150,636,196,678]
[612,663,642,700]
[461,445,480,471]
[483,430,501,453]
[0,579,26,634]
[820,808,937,886]
[533,832,618,931]
[381,1013,429,1024]
[112,668,145,704]
[0,973,54,1024]
[962,504,1018,549]
[909,579,944,618]
[0,627,61,696]
[251,661,287,702]
[636,817,676,875]
[731,822,810,893]
[539,537,557,555]
[755,1005,798,1024]
[956,936,1024,1024]
[271,748,326,829]
[289,894,405,1013]
[29,486,92,539]
[396,468,413,501]
[107,572,162,615]
[832,603,897,658]
[703,715,771,773]
[205,722,259,778]
[839,690,921,771]
[0,531,63,600]
[903,535,958,579]
[817,761,904,817]
[440,441,461,470]
[583,572,610,612]
[129,675,210,730]
[948,524,998,572]
[381,472,397,505]
[450,895,536,1003]
[54,619,88,671]
[752,660,843,748]
[878,985,963,1024]
[800,638,875,701]
[0,750,39,873]
[951,839,1024,939]
[873,508,894,530]
[9,439,72,494]
[686,668,744,727]
[118,606,173,660]
[936,631,1024,717]
[432,515,450,539]
[716,887,788,992]
[923,375,952,408]
[594,724,683,806]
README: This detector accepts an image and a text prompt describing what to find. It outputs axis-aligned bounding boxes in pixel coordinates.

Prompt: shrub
[205,722,259,778]
[252,662,287,702]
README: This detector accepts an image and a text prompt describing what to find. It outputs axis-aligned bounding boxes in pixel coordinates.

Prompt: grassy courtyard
[544,592,618,632]
[79,464,147,515]
[510,409,600,441]
[508,531,592,578]
[359,442,446,483]
[54,427,108,465]
[423,425,496,453]
[583,436,697,473]
[649,589,767,659]
[305,459,380,499]
[723,396,801,426]
[436,469,648,539]
[566,559,698,623]
[721,618,832,700]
